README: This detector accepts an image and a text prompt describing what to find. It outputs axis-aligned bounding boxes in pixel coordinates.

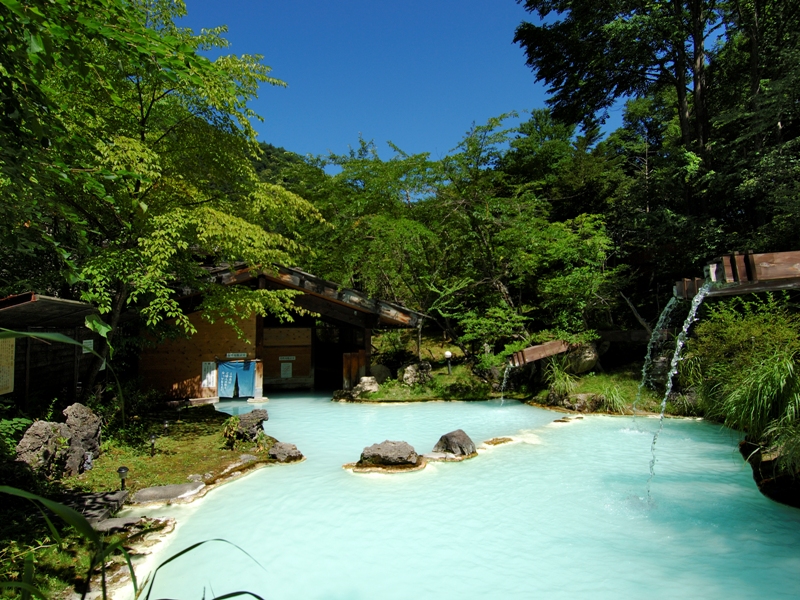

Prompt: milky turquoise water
[130,394,800,599]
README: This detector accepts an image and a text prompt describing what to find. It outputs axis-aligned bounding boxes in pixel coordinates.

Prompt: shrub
[543,356,577,401]
[683,293,800,471]
[599,385,626,414]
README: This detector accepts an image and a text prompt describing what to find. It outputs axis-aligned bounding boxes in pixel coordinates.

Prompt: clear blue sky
[181,0,568,159]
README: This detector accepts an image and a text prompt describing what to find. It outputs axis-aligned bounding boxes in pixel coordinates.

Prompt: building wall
[139,312,257,399]
[261,327,313,389]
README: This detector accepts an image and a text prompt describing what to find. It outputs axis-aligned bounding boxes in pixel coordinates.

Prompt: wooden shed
[138,266,423,400]
[0,292,102,413]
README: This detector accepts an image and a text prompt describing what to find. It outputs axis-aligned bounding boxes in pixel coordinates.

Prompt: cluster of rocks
[230,408,304,463]
[333,376,380,401]
[16,402,102,477]
[345,428,478,473]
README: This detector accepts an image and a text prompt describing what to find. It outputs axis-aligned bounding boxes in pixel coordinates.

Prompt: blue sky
[180,0,571,160]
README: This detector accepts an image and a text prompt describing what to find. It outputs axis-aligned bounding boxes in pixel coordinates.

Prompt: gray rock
[432,429,476,456]
[237,409,269,441]
[268,442,304,463]
[133,482,205,504]
[400,362,432,386]
[63,403,102,476]
[353,376,379,395]
[370,364,391,384]
[93,516,142,533]
[239,453,258,464]
[566,344,599,374]
[562,393,600,412]
[62,491,128,524]
[358,440,418,466]
[16,421,71,476]
[187,474,203,482]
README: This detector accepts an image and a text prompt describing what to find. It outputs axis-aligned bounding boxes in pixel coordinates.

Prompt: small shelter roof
[0,292,97,329]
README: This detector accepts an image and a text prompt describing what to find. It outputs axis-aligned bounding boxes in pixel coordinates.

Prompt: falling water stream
[633,296,680,417]
[499,363,512,404]
[647,282,712,499]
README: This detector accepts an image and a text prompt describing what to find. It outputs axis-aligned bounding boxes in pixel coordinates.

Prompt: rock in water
[432,429,476,456]
[63,403,102,476]
[269,442,304,463]
[358,440,418,466]
[237,409,269,441]
[16,421,72,476]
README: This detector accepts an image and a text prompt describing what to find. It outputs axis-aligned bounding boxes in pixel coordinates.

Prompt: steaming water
[128,394,800,599]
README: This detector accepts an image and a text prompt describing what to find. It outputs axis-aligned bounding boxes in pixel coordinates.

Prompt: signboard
[0,338,14,395]
[280,362,292,379]
[82,339,104,370]
[201,362,217,388]
[226,352,247,359]
[278,356,296,361]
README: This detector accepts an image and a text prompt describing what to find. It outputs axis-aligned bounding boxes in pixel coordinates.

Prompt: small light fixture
[117,466,129,490]
[163,420,169,434]
[150,434,156,457]
[444,351,452,375]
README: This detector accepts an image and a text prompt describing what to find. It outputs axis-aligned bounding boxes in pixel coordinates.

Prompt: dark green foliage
[683,294,800,472]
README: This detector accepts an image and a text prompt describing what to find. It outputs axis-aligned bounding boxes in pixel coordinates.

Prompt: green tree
[2,0,321,393]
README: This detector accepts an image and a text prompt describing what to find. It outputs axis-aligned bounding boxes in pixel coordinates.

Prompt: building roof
[207,264,425,329]
[0,292,98,329]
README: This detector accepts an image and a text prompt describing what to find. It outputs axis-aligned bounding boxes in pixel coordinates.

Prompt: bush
[543,356,577,400]
[683,293,800,471]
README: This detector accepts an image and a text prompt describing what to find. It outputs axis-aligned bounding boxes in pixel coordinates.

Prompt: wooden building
[139,266,423,399]
[0,293,102,414]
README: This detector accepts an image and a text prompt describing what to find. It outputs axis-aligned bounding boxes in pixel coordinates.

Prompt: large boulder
[353,376,379,396]
[400,362,432,386]
[432,429,476,456]
[237,409,269,441]
[565,344,599,374]
[370,364,391,384]
[63,403,102,476]
[16,421,72,476]
[358,440,418,467]
[268,442,304,463]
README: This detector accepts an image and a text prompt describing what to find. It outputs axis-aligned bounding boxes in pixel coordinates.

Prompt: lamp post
[117,466,129,491]
[444,351,452,375]
[163,420,169,435]
[150,434,156,457]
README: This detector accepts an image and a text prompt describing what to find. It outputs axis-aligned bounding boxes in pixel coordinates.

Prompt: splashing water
[647,282,712,501]
[633,297,680,418]
[500,363,512,404]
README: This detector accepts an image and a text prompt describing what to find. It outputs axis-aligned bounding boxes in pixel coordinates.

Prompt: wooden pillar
[73,326,80,401]
[364,328,371,376]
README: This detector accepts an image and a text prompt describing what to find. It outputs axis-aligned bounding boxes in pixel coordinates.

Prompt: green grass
[63,405,273,494]
[572,367,662,414]
[363,363,491,401]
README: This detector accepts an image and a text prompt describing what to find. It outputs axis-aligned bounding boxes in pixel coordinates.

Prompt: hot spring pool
[128,394,800,599]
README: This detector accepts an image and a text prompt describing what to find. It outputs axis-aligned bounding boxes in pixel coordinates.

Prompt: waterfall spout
[633,297,680,417]
[647,282,712,501]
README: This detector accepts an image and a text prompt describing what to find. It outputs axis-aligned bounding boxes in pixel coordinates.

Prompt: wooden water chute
[510,340,570,368]
[675,250,800,299]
